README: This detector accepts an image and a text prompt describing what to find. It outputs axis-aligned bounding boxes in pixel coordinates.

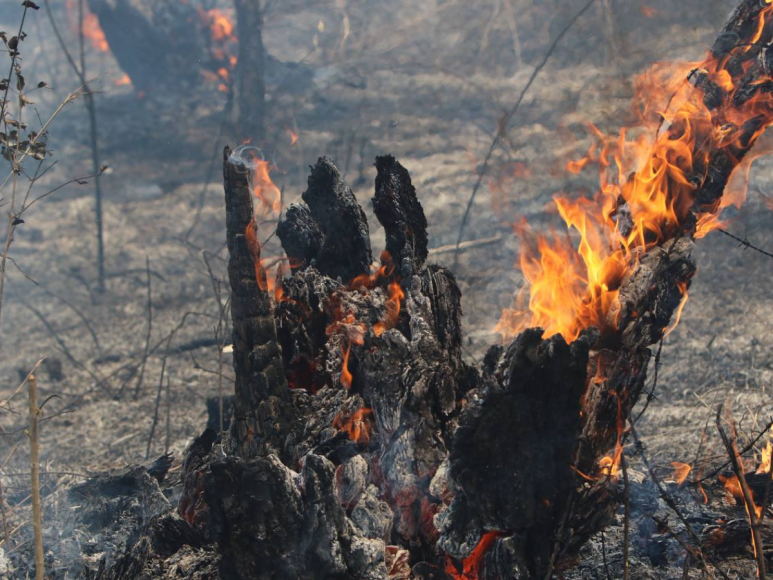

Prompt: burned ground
[1,0,773,578]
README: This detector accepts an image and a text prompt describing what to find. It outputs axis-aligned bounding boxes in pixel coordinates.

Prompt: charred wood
[223,147,295,461]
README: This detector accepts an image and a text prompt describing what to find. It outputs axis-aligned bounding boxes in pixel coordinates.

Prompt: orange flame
[333,407,374,445]
[373,281,405,337]
[670,461,692,486]
[445,531,501,580]
[252,159,283,218]
[341,342,353,389]
[598,393,626,479]
[758,441,772,475]
[663,281,689,337]
[720,473,764,520]
[496,8,773,344]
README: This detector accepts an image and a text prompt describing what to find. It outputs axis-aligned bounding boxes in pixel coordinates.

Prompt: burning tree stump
[85,1,773,578]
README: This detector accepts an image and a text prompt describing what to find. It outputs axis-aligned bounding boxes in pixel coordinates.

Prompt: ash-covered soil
[1,0,772,578]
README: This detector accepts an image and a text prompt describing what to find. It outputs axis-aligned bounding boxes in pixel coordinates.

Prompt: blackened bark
[223,147,295,461]
[301,158,373,282]
[276,203,324,273]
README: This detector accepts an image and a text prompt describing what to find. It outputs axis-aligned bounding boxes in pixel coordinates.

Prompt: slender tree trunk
[232,0,266,144]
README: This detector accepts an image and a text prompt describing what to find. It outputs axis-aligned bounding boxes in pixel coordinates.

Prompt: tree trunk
[232,0,266,143]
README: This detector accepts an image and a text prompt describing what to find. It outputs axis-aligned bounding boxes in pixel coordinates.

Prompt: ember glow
[445,531,501,580]
[497,5,773,343]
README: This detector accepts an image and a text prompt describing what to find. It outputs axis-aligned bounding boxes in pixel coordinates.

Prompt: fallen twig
[716,406,767,580]
[429,234,503,256]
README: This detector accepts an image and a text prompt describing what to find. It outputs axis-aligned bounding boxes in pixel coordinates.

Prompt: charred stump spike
[373,155,429,279]
[223,146,295,461]
[300,157,373,282]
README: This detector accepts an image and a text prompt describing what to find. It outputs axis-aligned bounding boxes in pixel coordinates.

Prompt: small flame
[333,407,374,445]
[720,473,763,519]
[670,461,692,486]
[288,128,299,148]
[341,342,353,389]
[252,159,283,218]
[114,73,132,87]
[444,531,501,580]
[663,281,689,337]
[757,441,772,475]
[373,281,405,337]
[598,393,626,479]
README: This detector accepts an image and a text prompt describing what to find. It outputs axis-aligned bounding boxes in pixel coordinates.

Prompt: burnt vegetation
[2,1,773,580]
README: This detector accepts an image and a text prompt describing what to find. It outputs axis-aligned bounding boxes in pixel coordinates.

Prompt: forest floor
[1,1,772,577]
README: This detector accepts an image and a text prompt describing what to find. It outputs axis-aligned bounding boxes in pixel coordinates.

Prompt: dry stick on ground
[132,256,153,399]
[28,374,43,580]
[428,234,503,256]
[452,0,596,268]
[621,453,631,580]
[146,333,173,460]
[43,0,106,291]
[600,531,612,580]
[716,406,767,580]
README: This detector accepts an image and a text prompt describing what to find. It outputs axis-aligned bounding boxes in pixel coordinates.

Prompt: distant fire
[114,73,132,87]
[496,4,773,344]
[199,8,239,92]
[66,0,109,53]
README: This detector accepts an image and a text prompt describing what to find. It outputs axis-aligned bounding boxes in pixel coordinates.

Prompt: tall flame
[497,5,773,343]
